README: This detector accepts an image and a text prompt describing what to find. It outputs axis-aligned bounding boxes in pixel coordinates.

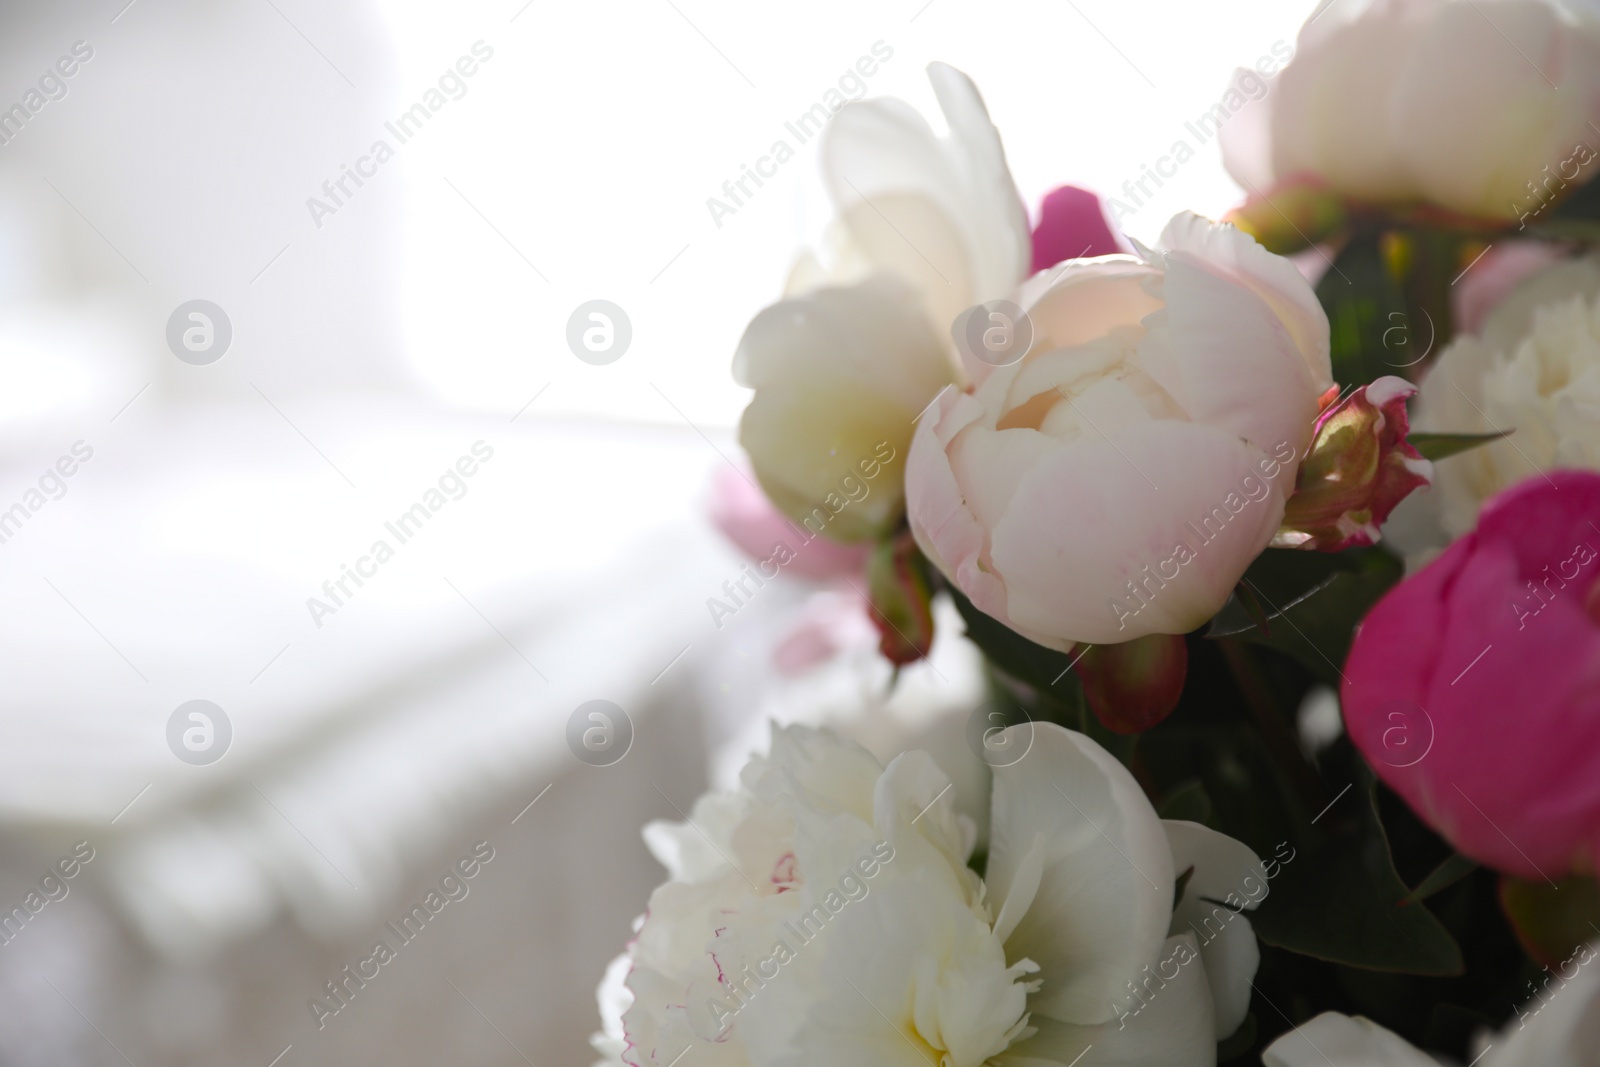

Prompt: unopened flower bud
[866,531,936,666]
[1074,633,1188,735]
[1275,376,1433,552]
[1223,172,1347,255]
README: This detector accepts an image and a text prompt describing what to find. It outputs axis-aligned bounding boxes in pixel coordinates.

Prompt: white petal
[592,951,636,1065]
[1261,1012,1441,1067]
[643,792,748,883]
[987,723,1175,1024]
[1217,67,1278,193]
[1485,940,1600,1067]
[1014,257,1163,365]
[820,63,1029,332]
[925,62,1032,302]
[1267,2,1427,203]
[1162,821,1271,1039]
[1391,0,1600,220]
[742,875,1030,1067]
[734,275,955,540]
[872,749,981,901]
[986,420,1288,645]
[743,722,885,821]
[906,385,1012,624]
[1155,213,1331,399]
[996,934,1217,1067]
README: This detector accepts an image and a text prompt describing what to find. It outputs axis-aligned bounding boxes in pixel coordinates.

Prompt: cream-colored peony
[1263,940,1600,1066]
[595,722,1272,1067]
[1221,0,1600,221]
[1413,257,1600,536]
[734,63,1030,543]
[906,213,1332,650]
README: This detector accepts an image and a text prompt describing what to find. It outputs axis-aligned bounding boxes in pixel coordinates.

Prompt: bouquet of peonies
[598,0,1600,1063]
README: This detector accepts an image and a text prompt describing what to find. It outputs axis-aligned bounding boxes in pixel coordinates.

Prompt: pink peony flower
[708,465,870,582]
[906,213,1332,651]
[1029,185,1124,273]
[1342,470,1600,880]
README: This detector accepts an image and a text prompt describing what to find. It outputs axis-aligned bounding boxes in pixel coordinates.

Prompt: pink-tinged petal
[961,256,1160,388]
[905,213,1328,653]
[1264,0,1428,205]
[1343,470,1600,879]
[1139,248,1320,464]
[1030,185,1124,273]
[1391,0,1600,222]
[771,595,866,677]
[988,421,1290,646]
[1157,213,1332,393]
[708,465,870,582]
[907,386,1009,623]
[1218,66,1279,194]
[1017,257,1163,356]
[1452,242,1564,336]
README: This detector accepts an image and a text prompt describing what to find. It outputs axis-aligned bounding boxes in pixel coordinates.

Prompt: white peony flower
[592,949,636,1067]
[1263,940,1600,1066]
[1413,256,1600,536]
[1221,0,1600,221]
[905,213,1332,650]
[597,722,1272,1067]
[734,63,1031,543]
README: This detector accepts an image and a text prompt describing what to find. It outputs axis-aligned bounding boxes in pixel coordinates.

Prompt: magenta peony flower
[1029,185,1124,273]
[1343,470,1600,880]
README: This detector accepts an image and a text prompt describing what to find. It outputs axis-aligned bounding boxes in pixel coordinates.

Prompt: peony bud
[1223,172,1347,255]
[865,530,936,666]
[1073,633,1188,735]
[1275,376,1433,552]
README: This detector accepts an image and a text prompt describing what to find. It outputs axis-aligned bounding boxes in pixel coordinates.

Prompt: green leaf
[1209,548,1353,638]
[1546,168,1600,223]
[1174,866,1196,912]
[1409,431,1509,462]
[1233,579,1273,636]
[1218,550,1403,685]
[948,585,1080,696]
[1158,778,1215,827]
[1402,853,1479,905]
[1316,234,1412,387]
[1251,778,1465,975]
[1500,874,1600,969]
[1526,218,1600,242]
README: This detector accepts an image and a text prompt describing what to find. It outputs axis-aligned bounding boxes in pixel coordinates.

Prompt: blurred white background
[0,0,1319,1063]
